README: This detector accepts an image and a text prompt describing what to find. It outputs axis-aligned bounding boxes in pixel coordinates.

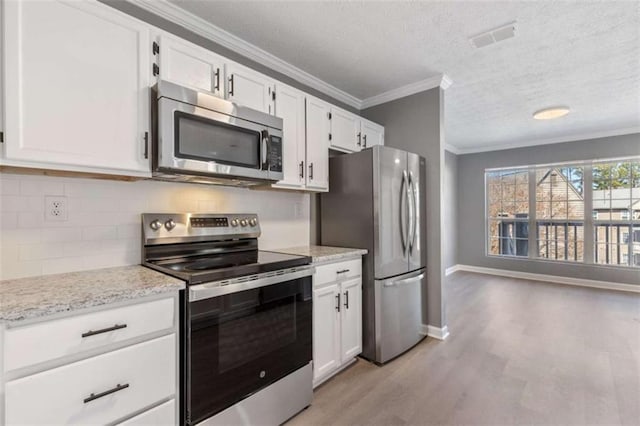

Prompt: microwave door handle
[261,130,269,170]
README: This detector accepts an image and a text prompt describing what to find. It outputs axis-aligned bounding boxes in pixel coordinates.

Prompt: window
[485,157,639,268]
[486,169,529,257]
[535,166,584,262]
[593,161,640,267]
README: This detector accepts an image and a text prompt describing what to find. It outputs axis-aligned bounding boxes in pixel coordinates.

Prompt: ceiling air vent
[470,22,517,48]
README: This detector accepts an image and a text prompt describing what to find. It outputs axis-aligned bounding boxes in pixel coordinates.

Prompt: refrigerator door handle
[408,170,417,253]
[383,273,425,287]
[400,170,408,254]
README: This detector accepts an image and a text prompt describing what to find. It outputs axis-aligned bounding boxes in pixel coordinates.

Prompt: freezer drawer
[374,269,424,363]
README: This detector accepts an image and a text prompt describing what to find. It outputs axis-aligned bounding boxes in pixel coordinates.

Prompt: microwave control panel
[268,136,282,172]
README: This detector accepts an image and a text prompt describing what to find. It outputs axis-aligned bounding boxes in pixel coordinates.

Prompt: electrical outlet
[45,196,68,222]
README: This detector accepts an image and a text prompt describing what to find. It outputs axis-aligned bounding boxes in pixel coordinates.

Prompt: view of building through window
[486,158,639,267]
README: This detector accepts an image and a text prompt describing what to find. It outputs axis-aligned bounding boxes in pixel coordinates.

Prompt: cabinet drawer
[119,399,175,425]
[5,334,176,425]
[4,297,175,372]
[314,258,362,287]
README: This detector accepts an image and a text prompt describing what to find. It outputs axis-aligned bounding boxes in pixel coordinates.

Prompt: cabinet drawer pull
[81,323,127,338]
[336,269,350,274]
[83,383,129,404]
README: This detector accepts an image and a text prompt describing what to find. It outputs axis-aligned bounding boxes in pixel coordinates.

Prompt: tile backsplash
[0,173,310,280]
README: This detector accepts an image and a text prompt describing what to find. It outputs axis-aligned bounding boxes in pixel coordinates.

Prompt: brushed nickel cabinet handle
[81,323,127,338]
[84,383,129,404]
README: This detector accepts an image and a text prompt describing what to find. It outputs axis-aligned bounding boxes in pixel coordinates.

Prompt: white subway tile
[18,212,44,228]
[117,224,140,239]
[82,226,118,241]
[42,257,85,275]
[0,259,43,280]
[19,244,44,261]
[1,212,18,229]
[0,229,42,245]
[42,228,82,243]
[1,196,29,212]
[20,180,64,196]
[0,179,20,196]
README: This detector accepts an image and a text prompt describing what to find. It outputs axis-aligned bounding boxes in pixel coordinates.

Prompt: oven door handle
[189,266,315,301]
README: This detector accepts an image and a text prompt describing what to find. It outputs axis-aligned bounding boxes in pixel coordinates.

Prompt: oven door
[157,97,281,181]
[186,270,313,424]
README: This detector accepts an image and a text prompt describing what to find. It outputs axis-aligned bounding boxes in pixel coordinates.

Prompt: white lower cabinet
[312,258,363,387]
[119,399,176,425]
[2,295,179,426]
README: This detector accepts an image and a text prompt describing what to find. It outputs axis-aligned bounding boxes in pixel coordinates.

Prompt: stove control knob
[230,219,239,227]
[164,219,176,231]
[150,219,162,231]
[249,218,258,227]
[240,219,248,227]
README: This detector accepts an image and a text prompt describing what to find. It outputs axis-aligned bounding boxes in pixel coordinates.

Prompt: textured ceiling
[168,0,640,151]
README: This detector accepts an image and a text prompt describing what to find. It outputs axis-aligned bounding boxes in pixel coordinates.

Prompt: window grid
[485,157,640,268]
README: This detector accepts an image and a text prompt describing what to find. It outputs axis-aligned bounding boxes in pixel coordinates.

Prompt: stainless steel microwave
[152,80,283,186]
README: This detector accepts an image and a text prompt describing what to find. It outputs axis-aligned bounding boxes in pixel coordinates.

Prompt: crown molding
[360,74,453,110]
[453,126,640,155]
[444,144,462,155]
[127,0,362,109]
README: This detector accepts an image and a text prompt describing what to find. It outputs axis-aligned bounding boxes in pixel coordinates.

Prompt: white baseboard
[420,324,450,341]
[445,264,461,276]
[455,264,640,293]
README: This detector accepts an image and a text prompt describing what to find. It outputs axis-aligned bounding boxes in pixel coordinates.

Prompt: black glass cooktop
[146,250,310,285]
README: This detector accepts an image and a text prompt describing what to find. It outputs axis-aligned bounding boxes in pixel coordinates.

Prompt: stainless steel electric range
[141,213,314,426]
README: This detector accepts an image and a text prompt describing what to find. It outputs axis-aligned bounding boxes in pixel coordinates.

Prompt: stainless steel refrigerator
[320,145,426,364]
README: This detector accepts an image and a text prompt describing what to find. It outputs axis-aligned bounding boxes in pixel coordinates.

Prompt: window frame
[485,156,639,269]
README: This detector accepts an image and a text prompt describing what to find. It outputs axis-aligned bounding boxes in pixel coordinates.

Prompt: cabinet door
[158,33,224,97]
[305,96,330,192]
[340,277,363,362]
[360,118,385,148]
[272,83,306,189]
[226,62,275,114]
[312,284,341,383]
[330,107,360,152]
[3,0,151,175]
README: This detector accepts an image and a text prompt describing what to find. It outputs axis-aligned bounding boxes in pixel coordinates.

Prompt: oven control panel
[191,217,229,228]
[142,213,260,245]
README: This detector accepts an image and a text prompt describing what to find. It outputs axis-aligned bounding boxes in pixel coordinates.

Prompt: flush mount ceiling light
[533,107,571,120]
[470,21,517,49]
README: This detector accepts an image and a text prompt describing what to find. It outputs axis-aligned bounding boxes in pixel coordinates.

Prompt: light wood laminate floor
[289,272,640,425]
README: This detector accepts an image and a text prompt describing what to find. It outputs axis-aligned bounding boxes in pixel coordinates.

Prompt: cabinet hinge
[152,41,159,55]
[329,133,332,141]
[153,63,160,76]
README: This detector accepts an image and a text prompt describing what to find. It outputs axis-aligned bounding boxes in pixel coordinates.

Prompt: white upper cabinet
[157,33,225,97]
[226,62,275,114]
[305,96,330,192]
[272,83,306,189]
[329,107,360,152]
[2,0,151,175]
[360,118,385,148]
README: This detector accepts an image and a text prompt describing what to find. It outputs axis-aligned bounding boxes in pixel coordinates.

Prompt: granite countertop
[0,265,185,323]
[274,245,367,264]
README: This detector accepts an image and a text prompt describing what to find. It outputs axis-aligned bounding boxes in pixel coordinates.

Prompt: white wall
[0,173,310,280]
